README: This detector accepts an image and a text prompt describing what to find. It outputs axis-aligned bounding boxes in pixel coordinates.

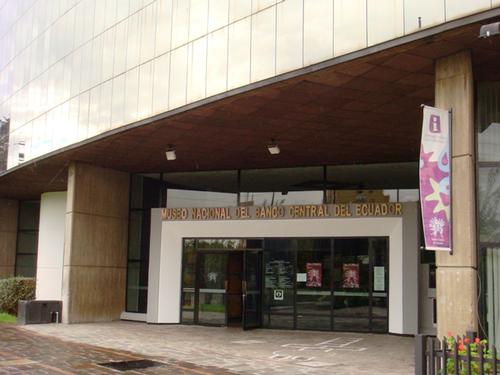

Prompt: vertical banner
[420,106,452,251]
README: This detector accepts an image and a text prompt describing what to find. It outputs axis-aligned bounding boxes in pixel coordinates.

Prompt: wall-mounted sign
[162,203,403,221]
[274,289,284,301]
[419,105,452,252]
[296,273,307,282]
[343,264,360,289]
[373,266,385,292]
[306,263,322,287]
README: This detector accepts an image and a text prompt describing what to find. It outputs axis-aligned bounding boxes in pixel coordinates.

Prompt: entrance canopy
[1,14,500,200]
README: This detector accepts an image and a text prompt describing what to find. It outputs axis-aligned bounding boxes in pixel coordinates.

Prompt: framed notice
[343,263,360,289]
[373,266,385,291]
[306,263,322,287]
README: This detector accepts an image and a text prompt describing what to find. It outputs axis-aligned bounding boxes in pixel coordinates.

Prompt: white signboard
[374,266,385,292]
[296,273,307,282]
[274,289,284,301]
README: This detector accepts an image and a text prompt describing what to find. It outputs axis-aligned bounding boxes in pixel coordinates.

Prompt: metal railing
[416,334,500,375]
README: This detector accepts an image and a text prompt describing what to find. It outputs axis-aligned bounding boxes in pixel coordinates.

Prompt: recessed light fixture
[267,139,280,155]
[165,146,176,161]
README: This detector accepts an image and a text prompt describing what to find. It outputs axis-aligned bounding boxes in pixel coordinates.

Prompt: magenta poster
[419,106,452,251]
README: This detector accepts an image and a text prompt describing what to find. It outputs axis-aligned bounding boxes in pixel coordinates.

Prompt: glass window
[478,167,500,244]
[477,83,500,162]
[482,247,500,348]
[15,201,40,278]
[181,239,196,323]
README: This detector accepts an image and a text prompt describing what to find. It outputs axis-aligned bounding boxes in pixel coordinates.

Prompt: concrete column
[0,199,18,278]
[63,162,129,323]
[435,50,477,338]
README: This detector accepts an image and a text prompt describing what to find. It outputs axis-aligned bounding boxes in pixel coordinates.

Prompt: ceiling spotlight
[267,139,280,155]
[165,146,176,161]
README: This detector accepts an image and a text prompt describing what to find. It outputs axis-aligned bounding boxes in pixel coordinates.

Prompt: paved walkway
[17,321,414,374]
[0,324,237,374]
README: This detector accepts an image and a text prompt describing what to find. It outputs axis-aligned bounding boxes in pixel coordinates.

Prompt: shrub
[0,277,35,316]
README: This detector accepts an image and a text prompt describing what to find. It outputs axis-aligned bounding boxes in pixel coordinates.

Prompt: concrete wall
[0,199,18,278]
[63,162,129,323]
[36,192,67,300]
[147,203,419,335]
[435,50,478,337]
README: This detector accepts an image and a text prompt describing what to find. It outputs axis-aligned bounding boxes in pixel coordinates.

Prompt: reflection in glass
[478,168,500,243]
[477,83,500,162]
[482,247,500,348]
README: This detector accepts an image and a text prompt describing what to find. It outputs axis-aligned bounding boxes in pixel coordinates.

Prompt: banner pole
[448,108,453,255]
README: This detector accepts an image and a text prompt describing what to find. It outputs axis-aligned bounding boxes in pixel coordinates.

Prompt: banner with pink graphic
[420,106,452,251]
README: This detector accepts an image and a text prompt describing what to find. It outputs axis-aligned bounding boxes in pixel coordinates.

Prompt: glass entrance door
[243,250,262,330]
[197,251,228,325]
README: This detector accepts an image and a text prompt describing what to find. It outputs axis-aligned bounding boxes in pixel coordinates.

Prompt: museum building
[0,0,499,343]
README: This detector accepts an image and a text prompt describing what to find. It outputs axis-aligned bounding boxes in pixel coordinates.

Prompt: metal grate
[98,359,164,372]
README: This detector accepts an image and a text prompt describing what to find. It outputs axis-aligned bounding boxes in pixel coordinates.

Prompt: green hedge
[0,277,35,316]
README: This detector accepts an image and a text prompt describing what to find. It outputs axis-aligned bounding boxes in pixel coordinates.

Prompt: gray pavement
[22,321,415,374]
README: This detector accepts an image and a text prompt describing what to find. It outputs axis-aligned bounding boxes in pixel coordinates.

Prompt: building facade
[0,0,499,342]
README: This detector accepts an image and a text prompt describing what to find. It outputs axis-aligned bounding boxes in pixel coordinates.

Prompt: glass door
[196,251,228,326]
[243,250,262,330]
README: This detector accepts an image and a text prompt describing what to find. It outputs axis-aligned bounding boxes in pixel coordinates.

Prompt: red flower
[464,338,471,344]
[448,331,453,337]
[458,344,465,351]
[475,338,481,344]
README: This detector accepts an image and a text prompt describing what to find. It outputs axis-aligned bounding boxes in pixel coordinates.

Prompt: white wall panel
[36,192,67,301]
[445,0,490,21]
[169,45,188,108]
[206,28,228,97]
[228,18,251,90]
[367,0,404,46]
[276,0,303,74]
[404,0,445,34]
[334,0,367,56]
[250,7,276,82]
[304,0,333,66]
[187,37,208,103]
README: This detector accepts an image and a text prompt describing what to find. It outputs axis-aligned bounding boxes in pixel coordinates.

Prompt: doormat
[98,359,164,371]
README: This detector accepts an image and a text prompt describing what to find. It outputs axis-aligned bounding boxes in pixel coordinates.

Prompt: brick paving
[0,324,236,374]
[21,321,415,374]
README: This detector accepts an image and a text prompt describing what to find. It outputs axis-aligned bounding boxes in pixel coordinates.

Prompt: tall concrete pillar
[63,162,129,323]
[435,50,477,338]
[0,199,18,278]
